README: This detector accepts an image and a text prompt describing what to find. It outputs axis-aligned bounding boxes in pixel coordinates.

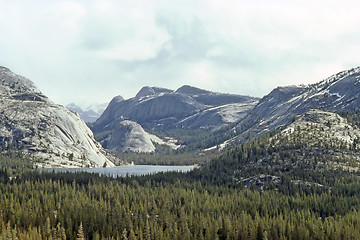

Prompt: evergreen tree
[76,222,85,240]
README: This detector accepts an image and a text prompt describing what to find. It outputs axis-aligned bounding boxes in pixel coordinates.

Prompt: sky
[0,0,360,107]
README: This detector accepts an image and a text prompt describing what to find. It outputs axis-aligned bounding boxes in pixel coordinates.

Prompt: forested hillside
[201,109,360,188]
[1,168,360,239]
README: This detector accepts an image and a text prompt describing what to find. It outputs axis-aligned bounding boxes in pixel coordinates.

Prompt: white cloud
[74,1,171,62]
[97,41,159,61]
[0,0,359,105]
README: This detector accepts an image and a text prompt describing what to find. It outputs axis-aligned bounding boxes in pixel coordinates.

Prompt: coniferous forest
[1,137,360,240]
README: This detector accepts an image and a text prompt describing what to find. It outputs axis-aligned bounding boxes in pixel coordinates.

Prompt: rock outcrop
[0,66,116,168]
[99,120,180,153]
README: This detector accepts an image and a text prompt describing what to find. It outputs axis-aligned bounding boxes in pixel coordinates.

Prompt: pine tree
[44,216,52,240]
[145,219,151,240]
[76,222,85,240]
[55,222,66,240]
[128,228,136,240]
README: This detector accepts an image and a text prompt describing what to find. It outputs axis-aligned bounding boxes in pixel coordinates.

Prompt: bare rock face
[135,86,172,99]
[91,85,259,153]
[0,66,116,168]
[178,102,258,129]
[101,120,156,153]
[99,120,180,153]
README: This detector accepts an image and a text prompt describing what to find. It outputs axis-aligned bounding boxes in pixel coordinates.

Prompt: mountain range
[77,66,360,155]
[201,108,360,189]
[92,85,258,132]
[91,85,258,152]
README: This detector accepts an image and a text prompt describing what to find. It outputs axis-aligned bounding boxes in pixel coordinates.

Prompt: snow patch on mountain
[236,66,360,141]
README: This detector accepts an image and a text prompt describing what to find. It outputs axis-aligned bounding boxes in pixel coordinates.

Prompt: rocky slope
[178,102,256,129]
[93,85,258,133]
[236,66,360,139]
[0,66,116,168]
[282,109,360,146]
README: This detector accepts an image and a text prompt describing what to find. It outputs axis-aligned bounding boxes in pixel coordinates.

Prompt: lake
[46,165,197,177]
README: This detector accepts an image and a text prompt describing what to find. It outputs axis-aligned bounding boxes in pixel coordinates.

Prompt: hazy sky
[0,0,359,106]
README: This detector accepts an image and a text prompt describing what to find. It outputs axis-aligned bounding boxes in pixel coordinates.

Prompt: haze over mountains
[66,103,107,123]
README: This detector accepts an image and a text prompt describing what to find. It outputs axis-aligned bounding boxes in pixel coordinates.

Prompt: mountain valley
[2,65,360,239]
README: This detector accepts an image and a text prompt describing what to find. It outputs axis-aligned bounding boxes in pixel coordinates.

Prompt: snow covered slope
[237,66,360,139]
[0,66,116,168]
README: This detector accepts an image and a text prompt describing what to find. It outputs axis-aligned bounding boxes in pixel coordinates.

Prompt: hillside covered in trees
[1,166,360,239]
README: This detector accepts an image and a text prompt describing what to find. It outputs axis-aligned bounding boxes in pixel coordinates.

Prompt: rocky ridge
[263,109,360,172]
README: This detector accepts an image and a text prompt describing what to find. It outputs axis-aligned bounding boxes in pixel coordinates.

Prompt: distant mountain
[66,102,107,123]
[93,85,259,133]
[235,66,360,140]
[0,66,117,168]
